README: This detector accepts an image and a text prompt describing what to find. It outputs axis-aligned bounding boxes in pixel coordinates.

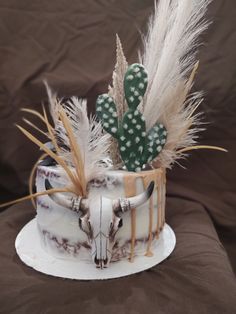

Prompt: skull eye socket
[118,219,123,228]
[79,218,93,237]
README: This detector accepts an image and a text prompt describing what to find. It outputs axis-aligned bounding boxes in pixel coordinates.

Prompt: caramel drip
[142,172,157,257]
[161,169,166,229]
[122,168,166,260]
[156,174,162,239]
[124,175,137,263]
[145,194,154,257]
[123,168,162,180]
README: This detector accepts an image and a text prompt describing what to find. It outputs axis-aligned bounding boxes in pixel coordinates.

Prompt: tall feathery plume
[141,0,213,168]
[108,34,128,167]
[108,34,128,118]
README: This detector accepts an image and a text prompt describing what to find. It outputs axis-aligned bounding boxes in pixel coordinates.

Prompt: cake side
[36,164,89,260]
[36,164,166,265]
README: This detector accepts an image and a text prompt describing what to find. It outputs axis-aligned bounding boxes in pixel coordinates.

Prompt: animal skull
[45,179,154,268]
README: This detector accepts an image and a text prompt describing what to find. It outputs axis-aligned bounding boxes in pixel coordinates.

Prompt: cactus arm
[144,123,167,163]
[124,64,148,110]
[96,94,119,139]
[119,63,149,171]
[119,109,146,172]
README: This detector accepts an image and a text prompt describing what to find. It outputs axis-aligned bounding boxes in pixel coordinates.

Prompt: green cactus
[96,63,167,172]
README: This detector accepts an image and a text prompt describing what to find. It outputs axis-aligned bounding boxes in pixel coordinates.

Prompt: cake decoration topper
[0,0,227,278]
[45,178,155,268]
[0,0,225,209]
[96,63,167,172]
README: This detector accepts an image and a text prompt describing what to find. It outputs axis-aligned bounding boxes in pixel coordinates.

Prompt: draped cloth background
[0,1,235,313]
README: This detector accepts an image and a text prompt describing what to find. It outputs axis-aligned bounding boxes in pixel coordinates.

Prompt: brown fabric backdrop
[0,1,235,313]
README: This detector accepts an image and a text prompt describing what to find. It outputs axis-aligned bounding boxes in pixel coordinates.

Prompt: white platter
[15,218,176,280]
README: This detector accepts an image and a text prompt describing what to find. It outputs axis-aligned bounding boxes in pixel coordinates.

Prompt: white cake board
[15,218,176,280]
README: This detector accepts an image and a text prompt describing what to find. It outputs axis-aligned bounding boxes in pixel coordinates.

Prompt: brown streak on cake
[41,229,91,256]
[88,175,120,189]
[37,167,61,180]
[41,228,158,262]
[37,199,50,210]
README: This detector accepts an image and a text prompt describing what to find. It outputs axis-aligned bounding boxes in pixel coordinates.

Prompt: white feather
[46,90,112,182]
[141,0,211,168]
[61,97,111,181]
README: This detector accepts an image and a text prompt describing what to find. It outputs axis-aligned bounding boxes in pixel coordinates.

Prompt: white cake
[11,0,213,278]
[36,162,166,268]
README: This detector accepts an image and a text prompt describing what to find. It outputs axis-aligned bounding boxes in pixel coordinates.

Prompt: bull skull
[45,179,154,269]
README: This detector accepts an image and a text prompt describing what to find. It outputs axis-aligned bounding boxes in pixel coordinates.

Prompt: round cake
[36,163,166,268]
[11,0,214,278]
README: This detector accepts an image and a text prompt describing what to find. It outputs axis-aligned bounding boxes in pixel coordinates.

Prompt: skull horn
[115,181,155,213]
[45,179,87,216]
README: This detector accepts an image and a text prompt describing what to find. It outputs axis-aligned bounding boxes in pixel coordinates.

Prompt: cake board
[15,218,176,280]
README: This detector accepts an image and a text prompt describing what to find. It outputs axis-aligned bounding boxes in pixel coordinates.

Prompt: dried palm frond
[0,85,113,207]
[22,86,112,192]
[107,34,128,168]
[58,109,87,196]
[108,34,128,118]
[0,187,72,209]
[42,105,61,155]
[177,146,227,154]
[22,118,49,138]
[16,124,80,193]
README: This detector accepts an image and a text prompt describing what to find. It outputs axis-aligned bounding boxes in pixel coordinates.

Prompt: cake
[36,164,166,268]
[5,0,224,279]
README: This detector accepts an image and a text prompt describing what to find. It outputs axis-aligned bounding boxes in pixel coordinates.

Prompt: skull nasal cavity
[94,256,108,266]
